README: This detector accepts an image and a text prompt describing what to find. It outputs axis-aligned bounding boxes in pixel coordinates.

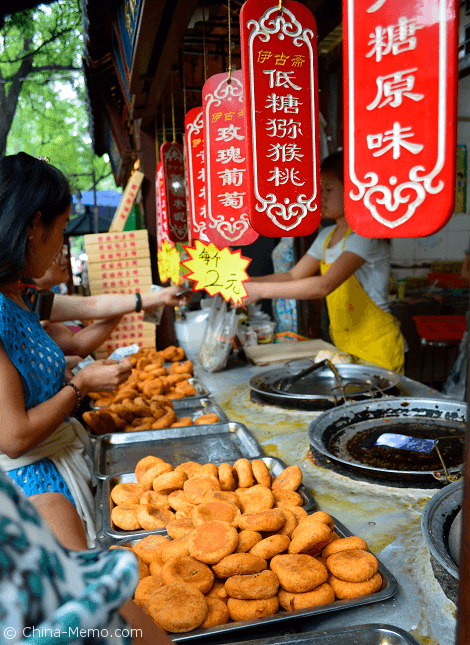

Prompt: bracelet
[135,291,142,313]
[63,381,82,409]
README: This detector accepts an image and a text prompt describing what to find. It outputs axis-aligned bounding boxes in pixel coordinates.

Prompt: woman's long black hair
[0,153,71,286]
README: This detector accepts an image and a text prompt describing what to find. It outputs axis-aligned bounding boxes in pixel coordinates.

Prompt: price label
[182,240,251,306]
[158,239,181,285]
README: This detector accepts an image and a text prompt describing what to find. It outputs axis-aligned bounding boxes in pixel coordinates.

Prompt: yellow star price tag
[158,239,180,284]
[182,241,251,306]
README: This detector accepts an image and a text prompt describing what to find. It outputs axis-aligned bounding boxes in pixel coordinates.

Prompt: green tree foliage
[1,0,114,192]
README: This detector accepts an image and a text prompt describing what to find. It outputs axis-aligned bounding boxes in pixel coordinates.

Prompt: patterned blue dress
[0,471,139,645]
[0,293,74,502]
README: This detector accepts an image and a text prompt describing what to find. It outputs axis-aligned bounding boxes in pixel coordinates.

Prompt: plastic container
[174,309,210,360]
[249,320,276,343]
[413,315,467,341]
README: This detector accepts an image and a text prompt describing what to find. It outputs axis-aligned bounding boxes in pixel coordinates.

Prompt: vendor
[244,150,405,374]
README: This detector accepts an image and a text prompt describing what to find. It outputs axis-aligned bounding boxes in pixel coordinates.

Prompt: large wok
[307,397,466,482]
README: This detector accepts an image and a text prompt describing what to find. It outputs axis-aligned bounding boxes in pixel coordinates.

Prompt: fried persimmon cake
[225,569,279,600]
[111,504,141,531]
[206,579,229,603]
[218,463,237,491]
[194,413,220,425]
[203,490,242,509]
[134,575,164,607]
[238,509,286,532]
[322,536,368,558]
[233,458,255,488]
[161,555,214,594]
[192,500,241,527]
[289,519,333,556]
[271,465,303,491]
[147,582,208,633]
[184,474,221,504]
[212,553,268,578]
[171,417,193,428]
[132,534,171,565]
[161,530,195,563]
[135,456,166,482]
[153,470,188,493]
[329,572,383,599]
[289,506,309,522]
[272,489,304,508]
[251,459,272,488]
[139,463,174,491]
[265,508,298,538]
[149,557,164,576]
[248,534,291,560]
[189,520,239,564]
[199,463,219,478]
[167,489,194,514]
[226,596,279,621]
[236,530,263,553]
[236,485,274,515]
[175,461,203,478]
[139,490,171,510]
[111,482,145,506]
[270,553,328,593]
[278,582,335,610]
[200,597,230,628]
[326,549,379,582]
[166,518,195,540]
[136,505,174,531]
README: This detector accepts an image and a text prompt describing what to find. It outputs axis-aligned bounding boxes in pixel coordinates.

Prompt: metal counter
[194,359,457,645]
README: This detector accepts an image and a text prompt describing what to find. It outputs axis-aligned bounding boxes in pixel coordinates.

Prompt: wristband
[135,291,142,313]
[63,381,82,409]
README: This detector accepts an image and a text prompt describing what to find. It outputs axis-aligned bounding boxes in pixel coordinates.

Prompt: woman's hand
[73,358,132,395]
[241,281,262,307]
[144,285,192,310]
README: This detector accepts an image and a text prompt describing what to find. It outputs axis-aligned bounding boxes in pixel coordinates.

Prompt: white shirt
[307,226,392,314]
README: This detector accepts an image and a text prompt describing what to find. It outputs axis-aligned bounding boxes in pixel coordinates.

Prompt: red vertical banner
[184,107,209,243]
[240,0,321,237]
[156,161,170,246]
[161,142,189,243]
[202,69,259,246]
[343,0,458,237]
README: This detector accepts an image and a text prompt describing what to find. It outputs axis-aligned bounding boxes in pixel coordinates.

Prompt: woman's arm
[244,252,365,304]
[50,285,190,322]
[0,343,131,458]
[46,316,123,357]
[250,254,321,283]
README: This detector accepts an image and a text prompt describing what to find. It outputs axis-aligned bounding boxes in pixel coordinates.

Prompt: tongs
[432,435,465,485]
[277,359,340,391]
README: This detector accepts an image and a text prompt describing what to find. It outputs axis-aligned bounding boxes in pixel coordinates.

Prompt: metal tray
[221,624,421,645]
[308,397,466,482]
[250,362,400,410]
[421,479,463,579]
[102,456,316,540]
[115,517,397,643]
[89,377,211,410]
[90,398,227,441]
[93,420,261,479]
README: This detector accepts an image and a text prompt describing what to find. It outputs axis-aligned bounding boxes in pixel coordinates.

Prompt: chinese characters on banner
[156,161,170,247]
[183,241,251,306]
[161,142,189,243]
[240,0,321,237]
[109,171,145,232]
[185,107,209,243]
[202,69,259,246]
[343,0,458,236]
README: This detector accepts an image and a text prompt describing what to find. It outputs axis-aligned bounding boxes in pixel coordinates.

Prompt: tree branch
[0,23,80,65]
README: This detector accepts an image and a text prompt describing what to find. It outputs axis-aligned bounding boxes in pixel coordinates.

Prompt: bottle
[397,279,406,300]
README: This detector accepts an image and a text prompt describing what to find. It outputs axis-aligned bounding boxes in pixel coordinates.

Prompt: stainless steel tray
[102,456,316,540]
[421,479,463,579]
[250,362,400,409]
[89,377,210,410]
[90,398,228,442]
[93,419,261,479]
[221,624,420,645]
[114,517,397,643]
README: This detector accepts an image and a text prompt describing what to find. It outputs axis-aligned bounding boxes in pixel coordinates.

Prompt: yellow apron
[320,227,404,374]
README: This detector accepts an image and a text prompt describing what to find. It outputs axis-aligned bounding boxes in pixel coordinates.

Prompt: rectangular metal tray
[101,456,316,541]
[220,624,420,645]
[94,419,261,480]
[91,398,227,444]
[111,517,398,643]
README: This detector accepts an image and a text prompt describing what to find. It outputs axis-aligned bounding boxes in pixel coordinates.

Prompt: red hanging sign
[343,0,458,237]
[202,69,259,246]
[240,0,321,237]
[184,107,209,243]
[156,161,170,247]
[160,142,189,243]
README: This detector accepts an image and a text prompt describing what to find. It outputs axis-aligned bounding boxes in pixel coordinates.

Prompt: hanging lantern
[185,107,209,242]
[240,0,321,237]
[160,142,189,244]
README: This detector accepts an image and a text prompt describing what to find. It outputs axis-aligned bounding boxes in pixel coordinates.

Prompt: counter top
[194,358,458,645]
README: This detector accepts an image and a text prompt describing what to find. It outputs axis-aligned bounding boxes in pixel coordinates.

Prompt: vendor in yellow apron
[320,227,404,374]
